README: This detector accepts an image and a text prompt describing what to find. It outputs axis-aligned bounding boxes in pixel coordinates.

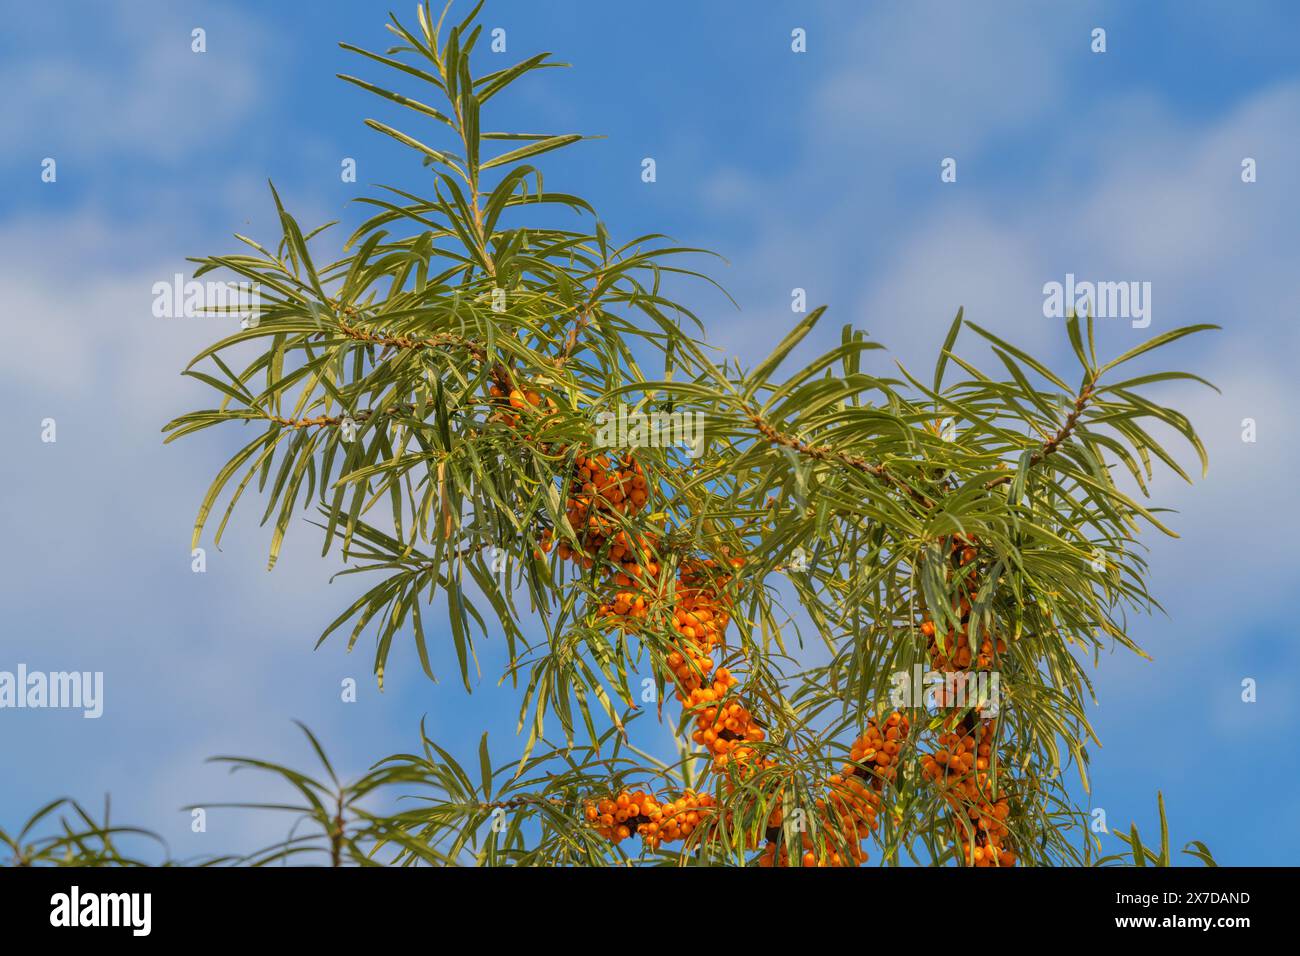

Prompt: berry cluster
[755,830,871,868]
[685,668,766,770]
[917,535,1017,866]
[488,383,557,434]
[919,536,1005,690]
[919,719,1015,867]
[511,438,767,850]
[583,788,717,848]
[755,711,909,867]
[538,452,651,570]
[593,532,666,626]
[845,710,909,787]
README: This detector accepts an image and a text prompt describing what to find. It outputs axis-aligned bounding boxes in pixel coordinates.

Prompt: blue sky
[2,0,1298,864]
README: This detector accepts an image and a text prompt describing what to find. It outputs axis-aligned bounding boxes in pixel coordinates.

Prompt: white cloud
[812,0,1069,156]
[0,0,268,164]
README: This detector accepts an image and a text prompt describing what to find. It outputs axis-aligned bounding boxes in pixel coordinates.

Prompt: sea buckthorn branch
[155,3,1220,868]
[501,420,782,857]
[985,376,1098,490]
[247,290,1199,866]
[521,403,924,865]
[729,314,1217,863]
[711,398,1027,862]
[556,271,606,367]
[745,408,936,509]
[562,371,1114,865]
[332,302,520,397]
[267,401,434,430]
[336,310,488,362]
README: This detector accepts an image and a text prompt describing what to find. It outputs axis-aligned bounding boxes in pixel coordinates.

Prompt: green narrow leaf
[932,306,964,394]
[478,732,493,800]
[1098,324,1220,375]
[481,134,584,170]
[747,306,827,404]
